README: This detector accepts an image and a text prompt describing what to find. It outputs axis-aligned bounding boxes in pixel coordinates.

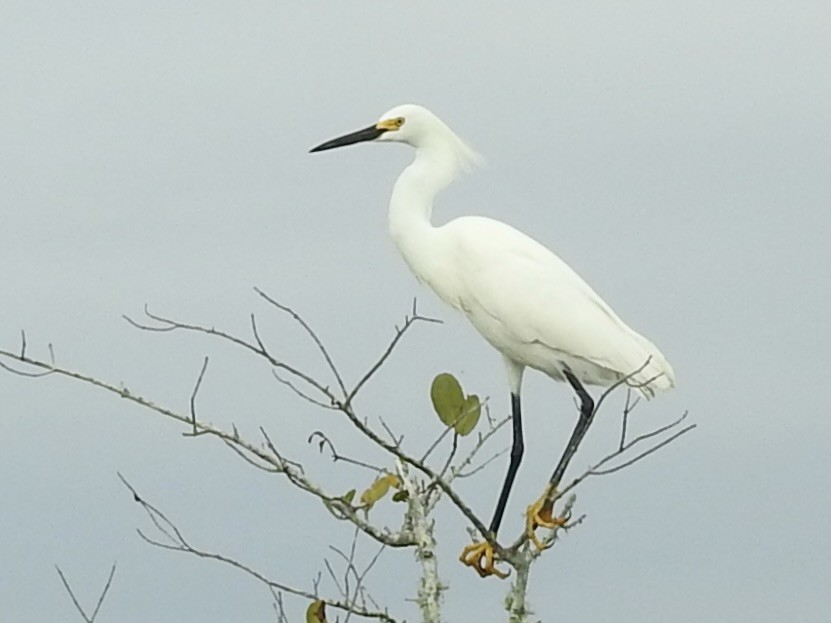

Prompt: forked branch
[118,475,398,623]
[55,563,117,623]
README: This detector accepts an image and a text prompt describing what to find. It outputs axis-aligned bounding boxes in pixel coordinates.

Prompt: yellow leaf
[360,475,392,509]
[454,394,481,436]
[306,599,327,623]
[382,474,401,489]
[430,373,465,427]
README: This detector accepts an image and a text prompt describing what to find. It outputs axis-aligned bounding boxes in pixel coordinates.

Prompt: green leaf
[455,394,481,436]
[342,489,356,505]
[430,373,482,436]
[430,373,465,427]
[392,490,409,503]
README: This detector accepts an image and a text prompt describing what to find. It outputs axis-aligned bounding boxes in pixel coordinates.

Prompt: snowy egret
[311,105,675,578]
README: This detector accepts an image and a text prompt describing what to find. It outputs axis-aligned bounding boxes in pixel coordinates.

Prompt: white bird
[311,104,675,577]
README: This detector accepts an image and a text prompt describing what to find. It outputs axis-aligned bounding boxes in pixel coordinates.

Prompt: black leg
[548,371,595,487]
[488,392,524,535]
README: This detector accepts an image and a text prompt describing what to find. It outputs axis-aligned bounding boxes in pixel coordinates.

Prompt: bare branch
[621,409,692,450]
[446,414,511,485]
[418,395,491,466]
[55,563,117,623]
[124,306,337,404]
[538,360,661,508]
[586,411,695,477]
[185,356,209,436]
[272,369,337,410]
[221,439,281,473]
[327,532,386,622]
[323,558,345,603]
[309,431,386,474]
[436,433,458,481]
[0,344,415,550]
[345,302,440,407]
[1,287,697,623]
[618,388,639,451]
[259,427,306,474]
[590,425,696,475]
[0,357,54,377]
[506,406,695,553]
[0,333,53,377]
[592,357,652,418]
[254,287,348,399]
[120,476,399,623]
[378,417,404,448]
[331,397,492,544]
[454,449,507,480]
[271,590,290,623]
[419,424,456,465]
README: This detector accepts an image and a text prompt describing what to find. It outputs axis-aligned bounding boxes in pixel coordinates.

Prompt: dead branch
[271,590,290,623]
[55,563,117,623]
[503,369,695,554]
[0,346,415,548]
[254,287,348,399]
[344,299,440,407]
[119,475,399,623]
[123,305,336,404]
[325,527,387,623]
[1,296,694,623]
[186,356,209,436]
[309,431,387,474]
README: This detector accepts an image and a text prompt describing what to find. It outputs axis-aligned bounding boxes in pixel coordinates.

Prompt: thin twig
[185,357,209,436]
[124,306,336,403]
[345,302,440,407]
[55,563,117,623]
[378,417,403,448]
[590,425,696,475]
[447,415,511,484]
[2,346,414,549]
[454,450,506,479]
[419,395,490,465]
[592,358,652,418]
[507,408,695,552]
[254,287,348,399]
[333,398,493,544]
[120,475,399,623]
[272,369,337,410]
[309,431,386,474]
[271,590,290,623]
[436,433,459,481]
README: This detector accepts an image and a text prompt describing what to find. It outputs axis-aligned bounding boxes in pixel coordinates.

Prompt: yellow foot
[525,484,570,551]
[459,540,510,579]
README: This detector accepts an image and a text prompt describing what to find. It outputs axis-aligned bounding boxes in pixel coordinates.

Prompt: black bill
[309,124,385,153]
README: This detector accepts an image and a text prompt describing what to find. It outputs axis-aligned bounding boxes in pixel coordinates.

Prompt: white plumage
[311,103,675,577]
[377,104,675,396]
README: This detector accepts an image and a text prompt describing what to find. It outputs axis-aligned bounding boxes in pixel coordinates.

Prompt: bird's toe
[459,541,510,579]
[526,485,569,551]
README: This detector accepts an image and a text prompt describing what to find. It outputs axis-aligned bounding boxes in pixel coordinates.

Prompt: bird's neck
[387,141,472,309]
[388,145,458,251]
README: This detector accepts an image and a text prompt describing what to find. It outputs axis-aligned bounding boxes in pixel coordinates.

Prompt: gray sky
[2,2,830,621]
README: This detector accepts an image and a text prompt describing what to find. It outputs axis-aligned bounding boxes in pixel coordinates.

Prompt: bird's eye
[395,117,405,127]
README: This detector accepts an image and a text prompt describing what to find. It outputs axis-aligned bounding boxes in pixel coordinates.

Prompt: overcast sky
[2,2,830,621]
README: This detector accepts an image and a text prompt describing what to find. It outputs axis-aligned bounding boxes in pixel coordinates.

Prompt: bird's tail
[626,340,676,399]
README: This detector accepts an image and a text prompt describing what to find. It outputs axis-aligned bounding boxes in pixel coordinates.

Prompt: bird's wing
[444,217,675,392]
